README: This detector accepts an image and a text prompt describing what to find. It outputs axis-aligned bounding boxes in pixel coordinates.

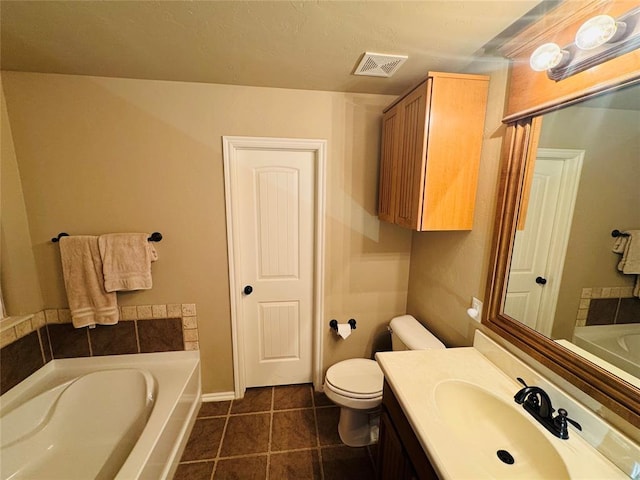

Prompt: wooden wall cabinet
[378,72,489,231]
[376,381,439,480]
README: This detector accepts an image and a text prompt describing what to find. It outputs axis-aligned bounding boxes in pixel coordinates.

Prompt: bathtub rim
[569,324,640,387]
[0,350,201,480]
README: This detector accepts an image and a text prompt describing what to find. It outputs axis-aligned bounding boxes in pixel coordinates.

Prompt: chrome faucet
[514,378,582,439]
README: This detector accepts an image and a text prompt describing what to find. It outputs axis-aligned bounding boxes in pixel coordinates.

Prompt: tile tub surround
[576,287,638,327]
[0,329,49,393]
[175,384,377,480]
[0,303,200,393]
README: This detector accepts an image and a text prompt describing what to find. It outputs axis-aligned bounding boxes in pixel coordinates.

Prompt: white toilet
[323,315,445,447]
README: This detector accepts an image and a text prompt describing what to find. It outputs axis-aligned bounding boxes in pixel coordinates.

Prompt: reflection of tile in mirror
[586,298,619,326]
[616,298,640,324]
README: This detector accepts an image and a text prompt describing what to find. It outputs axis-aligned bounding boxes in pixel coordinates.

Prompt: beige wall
[405,63,509,347]
[538,106,640,339]
[1,71,412,393]
[0,78,44,316]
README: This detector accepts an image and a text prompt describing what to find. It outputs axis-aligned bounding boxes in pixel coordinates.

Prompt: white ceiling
[1,1,545,95]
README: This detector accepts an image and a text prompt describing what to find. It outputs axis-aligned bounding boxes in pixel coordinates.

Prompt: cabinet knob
[243,285,253,295]
[535,276,547,285]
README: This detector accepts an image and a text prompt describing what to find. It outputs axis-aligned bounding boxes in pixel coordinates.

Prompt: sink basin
[376,344,629,479]
[434,380,570,479]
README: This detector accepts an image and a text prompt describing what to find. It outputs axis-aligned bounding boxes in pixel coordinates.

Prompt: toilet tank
[390,315,445,351]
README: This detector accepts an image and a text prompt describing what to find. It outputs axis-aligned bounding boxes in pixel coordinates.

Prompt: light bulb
[529,43,570,72]
[575,15,623,50]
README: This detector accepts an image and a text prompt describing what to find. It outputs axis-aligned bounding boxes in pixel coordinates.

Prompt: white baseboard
[202,391,236,402]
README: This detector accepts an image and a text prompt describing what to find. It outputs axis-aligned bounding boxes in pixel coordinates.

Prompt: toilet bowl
[323,315,445,447]
[324,358,383,447]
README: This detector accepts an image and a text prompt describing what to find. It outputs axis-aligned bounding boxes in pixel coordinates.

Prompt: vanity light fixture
[529,43,571,71]
[530,6,640,81]
[574,14,626,50]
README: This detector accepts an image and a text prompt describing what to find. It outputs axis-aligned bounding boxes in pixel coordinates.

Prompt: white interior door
[224,137,326,395]
[505,149,583,335]
[506,159,562,329]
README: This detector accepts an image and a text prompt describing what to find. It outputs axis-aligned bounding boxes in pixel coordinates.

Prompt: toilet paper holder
[329,319,356,332]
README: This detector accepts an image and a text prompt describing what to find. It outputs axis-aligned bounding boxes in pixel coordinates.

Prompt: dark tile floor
[174,384,377,480]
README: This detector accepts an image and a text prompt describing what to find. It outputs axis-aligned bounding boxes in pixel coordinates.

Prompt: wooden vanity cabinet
[378,72,489,231]
[377,381,439,480]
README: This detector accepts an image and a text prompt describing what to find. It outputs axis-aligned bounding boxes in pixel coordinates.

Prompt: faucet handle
[516,377,528,387]
[554,408,582,439]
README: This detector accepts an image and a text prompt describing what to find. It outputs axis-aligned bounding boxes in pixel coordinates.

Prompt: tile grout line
[266,386,275,480]
[210,400,232,479]
[312,387,326,480]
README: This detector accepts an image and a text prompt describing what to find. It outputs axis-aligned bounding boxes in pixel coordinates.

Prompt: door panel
[255,168,300,278]
[236,149,314,387]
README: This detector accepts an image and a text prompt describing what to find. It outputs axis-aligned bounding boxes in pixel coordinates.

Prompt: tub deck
[0,351,200,480]
[573,324,640,380]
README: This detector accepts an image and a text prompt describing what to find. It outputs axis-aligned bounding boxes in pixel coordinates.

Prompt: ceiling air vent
[353,52,408,77]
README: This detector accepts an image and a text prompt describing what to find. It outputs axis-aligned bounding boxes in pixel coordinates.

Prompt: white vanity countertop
[375,347,628,479]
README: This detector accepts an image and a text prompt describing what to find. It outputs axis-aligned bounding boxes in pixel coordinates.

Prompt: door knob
[535,276,547,285]
[243,285,253,295]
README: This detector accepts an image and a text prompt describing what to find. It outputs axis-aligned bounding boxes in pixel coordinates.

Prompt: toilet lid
[325,359,383,397]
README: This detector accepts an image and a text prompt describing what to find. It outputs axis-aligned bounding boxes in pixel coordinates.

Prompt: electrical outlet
[471,297,483,322]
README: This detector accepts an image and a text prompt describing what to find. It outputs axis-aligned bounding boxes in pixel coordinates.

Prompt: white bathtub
[573,323,640,380]
[0,351,201,480]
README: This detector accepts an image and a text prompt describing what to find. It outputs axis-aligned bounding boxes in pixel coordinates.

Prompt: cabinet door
[395,81,430,229]
[378,104,403,223]
[377,411,418,480]
[419,74,488,230]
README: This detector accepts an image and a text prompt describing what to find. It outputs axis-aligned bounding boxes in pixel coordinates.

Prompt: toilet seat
[325,359,383,399]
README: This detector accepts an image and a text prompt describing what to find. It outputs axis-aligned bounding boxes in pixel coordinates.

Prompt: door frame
[533,147,584,336]
[223,136,326,398]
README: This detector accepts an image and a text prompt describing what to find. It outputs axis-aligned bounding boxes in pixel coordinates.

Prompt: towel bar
[611,229,630,238]
[52,232,163,242]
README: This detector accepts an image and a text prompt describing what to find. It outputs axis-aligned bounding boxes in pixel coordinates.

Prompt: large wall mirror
[484,1,640,428]
[505,83,640,382]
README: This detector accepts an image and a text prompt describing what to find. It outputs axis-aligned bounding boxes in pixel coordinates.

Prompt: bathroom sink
[434,380,569,479]
[375,340,629,479]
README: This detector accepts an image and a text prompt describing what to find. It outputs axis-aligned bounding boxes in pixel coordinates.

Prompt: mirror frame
[483,0,640,427]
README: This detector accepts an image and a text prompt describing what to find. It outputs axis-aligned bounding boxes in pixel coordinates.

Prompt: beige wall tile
[0,328,17,348]
[152,304,168,318]
[32,311,46,329]
[182,315,198,329]
[621,286,634,298]
[121,306,138,320]
[44,309,59,324]
[137,305,153,320]
[182,303,197,316]
[14,319,33,338]
[184,329,199,342]
[167,303,182,317]
[58,309,71,323]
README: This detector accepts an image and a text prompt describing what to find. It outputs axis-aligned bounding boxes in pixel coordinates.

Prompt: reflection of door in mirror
[505,83,640,381]
[505,148,583,334]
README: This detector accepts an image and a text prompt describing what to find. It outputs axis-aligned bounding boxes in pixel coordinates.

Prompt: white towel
[98,233,158,292]
[613,230,640,297]
[59,236,119,328]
